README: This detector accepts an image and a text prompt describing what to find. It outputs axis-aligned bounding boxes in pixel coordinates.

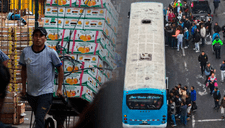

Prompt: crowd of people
[164,0,225,57]
[165,0,225,127]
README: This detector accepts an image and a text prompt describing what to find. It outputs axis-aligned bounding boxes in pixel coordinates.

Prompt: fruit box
[77,54,103,68]
[105,0,119,23]
[65,7,85,19]
[45,40,68,53]
[68,41,105,59]
[62,73,99,93]
[76,0,109,8]
[105,42,115,59]
[110,17,118,34]
[83,19,105,31]
[70,30,107,47]
[46,29,70,41]
[45,6,66,18]
[46,0,76,7]
[84,8,113,26]
[63,19,84,30]
[102,66,113,79]
[110,29,117,47]
[43,18,64,29]
[53,85,94,102]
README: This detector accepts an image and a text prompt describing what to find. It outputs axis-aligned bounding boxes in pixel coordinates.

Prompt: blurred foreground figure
[73,80,123,128]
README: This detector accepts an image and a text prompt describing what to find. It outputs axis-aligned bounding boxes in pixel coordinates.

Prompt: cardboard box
[45,6,66,18]
[110,29,117,46]
[63,19,84,30]
[54,85,94,102]
[46,29,70,41]
[68,41,105,59]
[65,7,85,19]
[45,40,68,53]
[46,0,76,6]
[1,103,16,113]
[105,0,119,23]
[70,30,107,47]
[0,113,17,124]
[63,73,100,93]
[103,69,112,79]
[77,54,103,68]
[43,17,64,29]
[83,19,105,31]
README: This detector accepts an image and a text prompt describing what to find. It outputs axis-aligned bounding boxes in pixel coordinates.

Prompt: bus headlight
[124,115,127,117]
[162,121,165,124]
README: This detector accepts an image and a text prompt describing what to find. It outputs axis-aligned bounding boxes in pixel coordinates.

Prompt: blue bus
[122,2,167,127]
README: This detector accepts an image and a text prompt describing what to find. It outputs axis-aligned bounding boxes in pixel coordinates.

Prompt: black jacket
[184,20,191,30]
[214,25,221,33]
[213,90,221,100]
[220,64,225,70]
[198,54,208,64]
[222,25,225,33]
[186,97,191,105]
[194,32,201,42]
[174,97,182,107]
[205,21,212,30]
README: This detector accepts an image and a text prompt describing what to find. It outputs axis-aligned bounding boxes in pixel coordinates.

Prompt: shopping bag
[214,82,218,87]
[206,82,209,87]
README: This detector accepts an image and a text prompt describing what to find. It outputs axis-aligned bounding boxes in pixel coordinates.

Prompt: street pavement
[11,0,225,128]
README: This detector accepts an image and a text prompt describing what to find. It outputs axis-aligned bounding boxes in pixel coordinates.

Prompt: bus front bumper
[122,123,167,128]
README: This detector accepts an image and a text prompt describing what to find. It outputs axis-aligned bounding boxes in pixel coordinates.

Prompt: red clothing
[168,12,175,22]
[208,76,217,83]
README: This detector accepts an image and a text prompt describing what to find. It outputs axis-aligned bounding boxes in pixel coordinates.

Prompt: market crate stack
[44,0,119,102]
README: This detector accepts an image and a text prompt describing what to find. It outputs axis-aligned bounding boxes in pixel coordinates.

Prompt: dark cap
[32,27,47,36]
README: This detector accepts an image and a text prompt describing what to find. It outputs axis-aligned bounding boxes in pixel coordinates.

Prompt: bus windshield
[126,94,163,110]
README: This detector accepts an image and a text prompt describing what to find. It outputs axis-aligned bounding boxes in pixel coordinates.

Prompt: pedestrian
[172,26,181,49]
[19,27,64,128]
[205,18,212,36]
[0,49,10,67]
[174,0,183,16]
[0,61,11,127]
[169,99,177,127]
[183,27,190,49]
[183,0,189,17]
[213,87,221,110]
[220,95,225,119]
[176,30,184,52]
[178,84,182,93]
[208,72,218,95]
[205,13,213,24]
[184,86,190,96]
[191,86,197,111]
[212,36,223,59]
[193,29,201,52]
[166,7,170,22]
[205,62,215,84]
[186,94,192,116]
[213,0,220,15]
[181,15,186,23]
[177,10,183,21]
[168,9,176,23]
[178,20,184,28]
[214,22,221,33]
[191,23,197,42]
[173,0,178,9]
[220,60,225,83]
[174,94,182,118]
[222,23,225,38]
[165,24,173,47]
[200,24,206,46]
[179,87,187,103]
[171,23,177,48]
[184,17,191,30]
[198,51,208,76]
[212,33,220,42]
[170,91,175,101]
[180,101,187,126]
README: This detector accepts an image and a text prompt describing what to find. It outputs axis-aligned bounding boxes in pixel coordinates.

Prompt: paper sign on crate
[45,6,66,18]
[46,0,76,7]
[54,85,94,102]
[64,19,84,30]
[44,18,64,29]
[68,41,105,59]
[70,30,107,47]
[65,7,85,19]
[46,29,70,41]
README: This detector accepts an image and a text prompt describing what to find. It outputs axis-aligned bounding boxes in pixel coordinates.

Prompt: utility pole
[35,0,39,29]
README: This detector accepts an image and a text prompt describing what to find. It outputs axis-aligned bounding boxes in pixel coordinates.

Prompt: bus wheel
[45,117,55,128]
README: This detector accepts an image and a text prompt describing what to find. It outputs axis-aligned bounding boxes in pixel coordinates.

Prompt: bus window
[126,94,163,110]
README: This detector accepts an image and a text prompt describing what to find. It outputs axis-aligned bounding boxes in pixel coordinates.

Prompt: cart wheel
[45,117,55,128]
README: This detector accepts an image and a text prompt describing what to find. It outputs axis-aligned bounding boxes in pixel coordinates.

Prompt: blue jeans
[177,41,183,50]
[27,93,53,128]
[180,115,187,125]
[171,37,176,48]
[171,114,176,125]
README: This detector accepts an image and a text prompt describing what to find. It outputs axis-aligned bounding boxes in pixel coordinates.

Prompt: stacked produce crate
[44,0,119,102]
